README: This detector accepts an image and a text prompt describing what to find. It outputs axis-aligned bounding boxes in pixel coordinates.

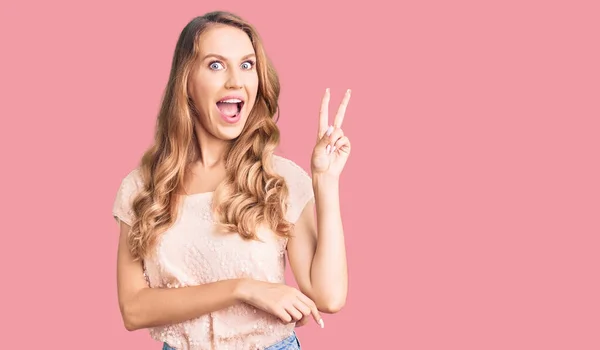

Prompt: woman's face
[188,24,259,141]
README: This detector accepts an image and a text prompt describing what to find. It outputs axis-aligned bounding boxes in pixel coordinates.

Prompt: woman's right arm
[117,221,323,331]
[116,220,246,331]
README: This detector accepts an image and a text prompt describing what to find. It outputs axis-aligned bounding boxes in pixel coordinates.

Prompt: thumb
[295,316,310,328]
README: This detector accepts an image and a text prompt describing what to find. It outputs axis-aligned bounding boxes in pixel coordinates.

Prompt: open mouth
[216,98,245,119]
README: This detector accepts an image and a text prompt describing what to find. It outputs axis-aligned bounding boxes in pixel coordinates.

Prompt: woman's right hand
[237,279,324,328]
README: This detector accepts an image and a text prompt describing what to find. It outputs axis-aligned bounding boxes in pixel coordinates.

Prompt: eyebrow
[202,53,256,62]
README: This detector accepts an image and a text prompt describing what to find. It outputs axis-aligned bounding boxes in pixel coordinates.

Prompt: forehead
[198,24,255,59]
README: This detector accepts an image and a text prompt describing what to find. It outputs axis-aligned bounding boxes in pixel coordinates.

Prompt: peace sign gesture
[311,88,352,178]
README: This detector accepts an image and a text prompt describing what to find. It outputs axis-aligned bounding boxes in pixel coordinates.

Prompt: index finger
[318,88,330,139]
[297,293,324,328]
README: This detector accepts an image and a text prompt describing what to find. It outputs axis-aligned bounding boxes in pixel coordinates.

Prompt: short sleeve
[112,168,143,226]
[272,155,315,223]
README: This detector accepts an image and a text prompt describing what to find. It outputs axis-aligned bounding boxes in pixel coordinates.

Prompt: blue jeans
[264,332,301,350]
[162,332,301,350]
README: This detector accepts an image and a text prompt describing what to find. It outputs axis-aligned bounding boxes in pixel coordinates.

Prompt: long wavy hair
[127,11,292,261]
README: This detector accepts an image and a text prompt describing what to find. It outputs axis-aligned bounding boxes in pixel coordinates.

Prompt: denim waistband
[162,331,300,350]
[264,332,301,350]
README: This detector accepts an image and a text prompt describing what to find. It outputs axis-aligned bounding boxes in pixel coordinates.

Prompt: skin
[285,88,351,326]
[187,24,259,170]
[116,24,351,332]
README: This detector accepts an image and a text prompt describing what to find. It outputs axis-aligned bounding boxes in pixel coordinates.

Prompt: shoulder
[271,154,314,223]
[118,167,145,194]
[271,154,312,183]
[112,167,145,226]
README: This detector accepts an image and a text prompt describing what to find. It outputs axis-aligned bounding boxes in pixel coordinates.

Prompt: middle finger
[333,89,351,128]
[293,299,312,317]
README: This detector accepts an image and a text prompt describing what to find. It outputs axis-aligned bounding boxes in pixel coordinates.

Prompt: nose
[225,67,243,90]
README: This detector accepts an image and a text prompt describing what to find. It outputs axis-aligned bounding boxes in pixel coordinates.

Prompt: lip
[217,95,245,103]
[216,95,246,124]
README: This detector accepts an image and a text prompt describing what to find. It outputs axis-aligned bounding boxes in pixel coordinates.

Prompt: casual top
[112,155,315,350]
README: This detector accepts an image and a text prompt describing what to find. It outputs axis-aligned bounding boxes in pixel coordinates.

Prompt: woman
[112,11,351,350]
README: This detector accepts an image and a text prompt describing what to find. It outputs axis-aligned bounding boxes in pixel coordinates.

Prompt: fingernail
[332,146,337,153]
[347,89,351,94]
[326,88,330,93]
[319,319,325,328]
[326,125,334,136]
[326,145,331,154]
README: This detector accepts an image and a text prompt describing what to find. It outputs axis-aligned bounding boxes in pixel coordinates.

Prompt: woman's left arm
[287,175,348,314]
[287,88,352,314]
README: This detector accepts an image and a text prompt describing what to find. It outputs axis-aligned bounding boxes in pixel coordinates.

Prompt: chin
[216,121,247,141]
[218,129,243,141]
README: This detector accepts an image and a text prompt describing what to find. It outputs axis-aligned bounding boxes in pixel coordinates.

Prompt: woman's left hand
[311,88,352,178]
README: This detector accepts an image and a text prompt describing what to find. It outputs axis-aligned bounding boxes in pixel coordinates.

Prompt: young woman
[112,11,351,350]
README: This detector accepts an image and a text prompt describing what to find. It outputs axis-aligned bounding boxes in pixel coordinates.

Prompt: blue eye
[209,61,224,70]
[241,61,254,70]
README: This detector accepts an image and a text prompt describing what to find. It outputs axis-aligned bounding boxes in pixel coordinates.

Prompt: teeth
[220,99,242,103]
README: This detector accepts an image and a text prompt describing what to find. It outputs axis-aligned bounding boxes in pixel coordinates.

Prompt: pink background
[2,0,599,349]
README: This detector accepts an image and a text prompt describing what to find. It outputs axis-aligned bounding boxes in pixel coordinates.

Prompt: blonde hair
[127,11,292,260]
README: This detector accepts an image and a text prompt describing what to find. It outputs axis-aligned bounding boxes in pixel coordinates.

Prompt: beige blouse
[112,155,314,350]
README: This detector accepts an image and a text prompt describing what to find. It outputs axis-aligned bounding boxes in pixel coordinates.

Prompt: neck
[194,123,230,169]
